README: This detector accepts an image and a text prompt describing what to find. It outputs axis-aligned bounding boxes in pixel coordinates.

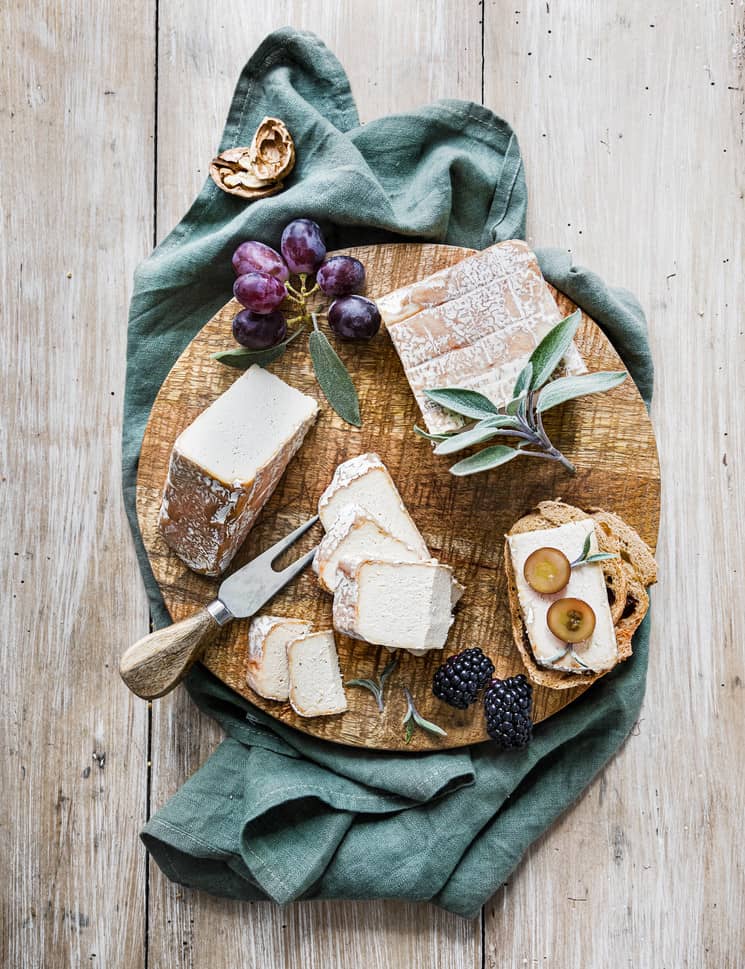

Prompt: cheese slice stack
[159,365,318,576]
[506,519,618,673]
[333,560,463,653]
[378,239,586,433]
[246,616,312,701]
[316,453,463,654]
[313,504,422,592]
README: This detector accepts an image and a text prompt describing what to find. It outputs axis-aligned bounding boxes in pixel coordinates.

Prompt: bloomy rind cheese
[313,503,425,592]
[246,615,312,701]
[159,368,318,576]
[381,240,586,433]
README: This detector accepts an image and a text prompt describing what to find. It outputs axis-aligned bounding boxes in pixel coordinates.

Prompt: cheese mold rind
[159,365,318,576]
[246,615,312,701]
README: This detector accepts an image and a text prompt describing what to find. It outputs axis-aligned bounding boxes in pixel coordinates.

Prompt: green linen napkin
[124,28,654,918]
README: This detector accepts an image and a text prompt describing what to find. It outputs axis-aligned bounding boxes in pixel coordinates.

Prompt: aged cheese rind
[313,503,425,592]
[507,519,618,673]
[333,559,461,653]
[317,453,429,558]
[287,630,347,717]
[246,616,312,701]
[383,240,586,433]
[159,366,318,576]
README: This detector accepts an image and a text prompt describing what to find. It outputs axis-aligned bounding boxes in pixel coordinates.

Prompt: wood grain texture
[483,1,745,966]
[136,242,659,750]
[0,1,154,967]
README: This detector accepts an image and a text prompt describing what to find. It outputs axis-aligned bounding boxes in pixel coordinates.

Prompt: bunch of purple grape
[230,219,381,349]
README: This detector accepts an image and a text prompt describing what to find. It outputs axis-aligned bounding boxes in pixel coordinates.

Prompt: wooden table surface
[2,2,743,966]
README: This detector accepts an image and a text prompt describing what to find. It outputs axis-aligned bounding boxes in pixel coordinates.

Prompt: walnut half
[209,118,295,201]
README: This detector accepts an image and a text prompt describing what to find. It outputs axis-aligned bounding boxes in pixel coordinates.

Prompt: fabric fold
[126,27,653,917]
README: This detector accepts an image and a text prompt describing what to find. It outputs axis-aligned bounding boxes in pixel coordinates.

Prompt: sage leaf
[537,370,627,413]
[345,678,383,711]
[582,552,618,564]
[433,418,518,456]
[578,532,593,563]
[527,310,582,390]
[402,687,447,742]
[211,326,304,369]
[414,425,451,442]
[424,387,500,420]
[449,445,522,477]
[309,329,362,427]
[513,361,533,398]
[378,656,398,689]
[412,709,447,737]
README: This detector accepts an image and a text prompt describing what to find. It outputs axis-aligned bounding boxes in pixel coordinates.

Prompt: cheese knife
[119,515,319,700]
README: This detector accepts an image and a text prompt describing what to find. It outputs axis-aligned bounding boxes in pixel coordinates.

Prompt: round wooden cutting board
[136,243,660,751]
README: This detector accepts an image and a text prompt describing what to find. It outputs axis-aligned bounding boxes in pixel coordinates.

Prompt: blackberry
[483,675,533,749]
[432,648,495,709]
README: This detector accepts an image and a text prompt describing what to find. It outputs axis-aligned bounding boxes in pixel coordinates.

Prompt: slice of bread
[505,501,656,690]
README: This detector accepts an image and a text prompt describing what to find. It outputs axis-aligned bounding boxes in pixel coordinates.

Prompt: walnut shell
[209,118,295,201]
[248,117,296,182]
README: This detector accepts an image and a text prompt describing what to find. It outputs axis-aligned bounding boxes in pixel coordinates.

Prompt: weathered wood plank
[0,2,155,967]
[148,3,483,967]
[483,1,745,965]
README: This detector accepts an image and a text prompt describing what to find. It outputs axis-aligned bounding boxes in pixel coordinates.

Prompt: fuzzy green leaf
[413,425,451,442]
[583,552,619,564]
[424,387,500,420]
[345,678,383,711]
[433,423,502,456]
[449,445,521,477]
[537,370,627,413]
[513,361,533,398]
[211,326,304,369]
[309,329,362,427]
[412,710,447,737]
[527,310,582,390]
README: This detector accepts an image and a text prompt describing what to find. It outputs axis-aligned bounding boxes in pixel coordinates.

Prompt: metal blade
[216,515,319,619]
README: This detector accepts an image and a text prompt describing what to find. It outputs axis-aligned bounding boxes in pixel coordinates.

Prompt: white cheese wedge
[313,503,426,592]
[333,559,462,653]
[246,616,312,701]
[287,630,348,718]
[159,365,318,576]
[380,240,586,433]
[317,453,429,558]
[507,519,618,673]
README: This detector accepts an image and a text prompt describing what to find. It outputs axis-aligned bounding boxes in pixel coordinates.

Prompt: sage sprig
[402,687,447,744]
[345,657,398,713]
[210,326,304,369]
[422,311,627,476]
[570,532,617,567]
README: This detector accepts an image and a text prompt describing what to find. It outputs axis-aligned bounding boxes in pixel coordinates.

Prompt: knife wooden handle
[119,607,222,700]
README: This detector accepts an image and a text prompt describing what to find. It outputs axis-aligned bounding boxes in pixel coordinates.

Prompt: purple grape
[317,256,366,297]
[232,309,287,350]
[328,295,381,341]
[233,271,286,314]
[232,240,289,282]
[280,219,326,274]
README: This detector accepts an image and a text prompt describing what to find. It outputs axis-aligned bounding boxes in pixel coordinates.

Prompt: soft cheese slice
[507,519,618,673]
[313,504,425,592]
[287,630,348,717]
[246,616,312,701]
[382,240,585,433]
[317,453,429,558]
[159,365,318,576]
[333,559,461,652]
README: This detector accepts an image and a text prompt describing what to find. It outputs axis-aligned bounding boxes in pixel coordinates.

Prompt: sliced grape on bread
[504,500,656,690]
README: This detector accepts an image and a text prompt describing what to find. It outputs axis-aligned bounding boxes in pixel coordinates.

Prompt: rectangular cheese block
[246,616,312,701]
[317,453,429,558]
[381,240,586,433]
[313,503,425,592]
[159,365,318,576]
[333,559,462,653]
[287,630,348,717]
[507,519,617,673]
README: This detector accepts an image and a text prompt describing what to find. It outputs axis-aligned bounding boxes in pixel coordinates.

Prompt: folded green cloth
[123,28,653,918]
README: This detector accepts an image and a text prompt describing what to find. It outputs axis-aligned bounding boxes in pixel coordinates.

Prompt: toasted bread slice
[505,501,655,690]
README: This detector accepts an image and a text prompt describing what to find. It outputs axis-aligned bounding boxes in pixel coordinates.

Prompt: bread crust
[505,501,656,690]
